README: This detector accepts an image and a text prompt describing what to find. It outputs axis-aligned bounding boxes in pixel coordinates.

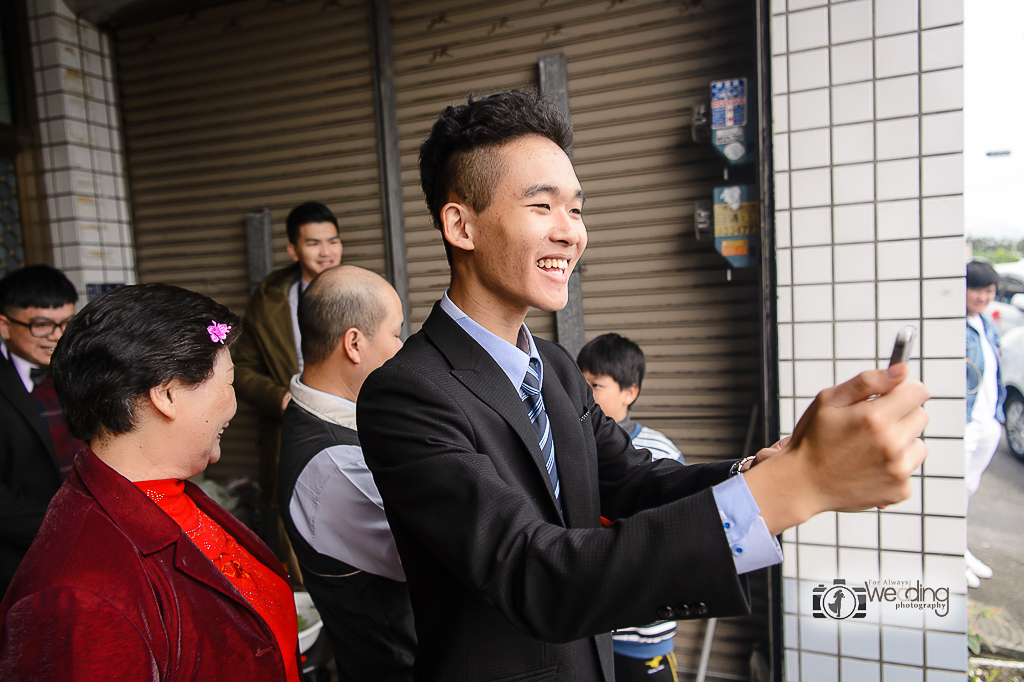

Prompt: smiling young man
[0,265,81,597]
[233,201,343,504]
[356,90,930,682]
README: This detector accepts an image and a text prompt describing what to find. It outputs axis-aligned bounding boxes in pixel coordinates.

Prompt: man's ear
[623,383,640,408]
[286,241,299,263]
[0,315,10,341]
[440,202,476,254]
[341,327,362,365]
[148,380,179,420]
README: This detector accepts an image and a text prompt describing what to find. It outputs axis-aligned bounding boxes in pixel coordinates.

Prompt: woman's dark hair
[419,89,575,264]
[967,261,999,290]
[576,333,646,393]
[286,201,339,245]
[51,283,241,440]
[0,264,78,314]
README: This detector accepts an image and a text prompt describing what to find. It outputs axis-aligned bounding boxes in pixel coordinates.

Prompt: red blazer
[0,447,302,681]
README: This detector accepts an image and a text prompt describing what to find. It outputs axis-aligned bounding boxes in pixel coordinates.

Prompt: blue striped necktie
[521,357,561,512]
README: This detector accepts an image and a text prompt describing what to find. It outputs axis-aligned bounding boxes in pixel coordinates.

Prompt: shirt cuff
[711,473,785,575]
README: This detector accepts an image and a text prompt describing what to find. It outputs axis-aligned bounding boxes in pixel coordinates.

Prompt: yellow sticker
[721,239,749,256]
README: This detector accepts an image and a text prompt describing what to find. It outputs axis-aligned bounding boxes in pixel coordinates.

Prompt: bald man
[276,265,413,681]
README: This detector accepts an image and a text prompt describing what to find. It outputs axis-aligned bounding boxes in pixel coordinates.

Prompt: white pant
[964,417,1002,498]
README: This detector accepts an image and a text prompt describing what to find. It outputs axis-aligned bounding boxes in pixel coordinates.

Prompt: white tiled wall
[772,1,966,679]
[26,0,135,301]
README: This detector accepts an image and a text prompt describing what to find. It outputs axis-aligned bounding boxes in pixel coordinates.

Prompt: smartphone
[888,325,918,367]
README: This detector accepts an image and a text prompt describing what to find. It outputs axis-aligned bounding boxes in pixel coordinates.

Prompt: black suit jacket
[358,303,751,682]
[0,355,60,598]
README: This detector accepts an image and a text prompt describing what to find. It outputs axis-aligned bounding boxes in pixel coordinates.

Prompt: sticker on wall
[710,77,752,165]
[713,184,759,268]
[86,282,123,301]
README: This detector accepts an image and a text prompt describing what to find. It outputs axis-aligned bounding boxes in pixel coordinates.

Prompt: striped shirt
[628,423,683,463]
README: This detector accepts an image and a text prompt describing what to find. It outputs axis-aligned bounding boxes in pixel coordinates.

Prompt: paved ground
[968,434,1024,632]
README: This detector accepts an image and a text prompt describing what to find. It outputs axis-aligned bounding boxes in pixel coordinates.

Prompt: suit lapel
[538,347,593,528]
[422,304,563,518]
[0,354,58,468]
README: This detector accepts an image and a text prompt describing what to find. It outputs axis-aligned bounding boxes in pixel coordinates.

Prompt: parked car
[985,300,1024,337]
[999,325,1024,460]
[975,265,1024,336]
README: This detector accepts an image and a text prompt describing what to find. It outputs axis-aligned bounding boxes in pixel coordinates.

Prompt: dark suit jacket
[0,354,60,598]
[358,303,751,682]
[0,447,301,681]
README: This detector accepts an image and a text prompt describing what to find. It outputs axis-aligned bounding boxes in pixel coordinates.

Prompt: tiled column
[771,0,966,680]
[26,0,135,301]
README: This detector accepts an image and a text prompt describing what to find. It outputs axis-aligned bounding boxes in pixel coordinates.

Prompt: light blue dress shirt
[439,291,783,575]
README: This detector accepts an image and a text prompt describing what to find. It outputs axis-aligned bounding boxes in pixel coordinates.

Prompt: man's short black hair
[419,89,575,264]
[286,201,339,245]
[0,265,78,315]
[51,283,241,440]
[576,333,646,393]
[967,261,999,290]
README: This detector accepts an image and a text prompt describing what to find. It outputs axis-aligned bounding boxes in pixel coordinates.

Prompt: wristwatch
[729,454,757,476]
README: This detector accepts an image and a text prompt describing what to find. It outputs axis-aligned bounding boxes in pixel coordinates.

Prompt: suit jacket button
[656,606,675,619]
[695,602,709,616]
[676,604,692,617]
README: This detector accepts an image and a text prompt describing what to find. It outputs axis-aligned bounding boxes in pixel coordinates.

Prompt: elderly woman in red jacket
[0,283,301,682]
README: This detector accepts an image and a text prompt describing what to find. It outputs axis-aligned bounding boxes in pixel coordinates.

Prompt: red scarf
[135,479,299,682]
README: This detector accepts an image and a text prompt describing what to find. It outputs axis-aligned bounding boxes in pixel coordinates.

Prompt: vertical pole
[368,0,410,337]
[538,52,585,357]
[754,0,783,679]
[245,208,274,295]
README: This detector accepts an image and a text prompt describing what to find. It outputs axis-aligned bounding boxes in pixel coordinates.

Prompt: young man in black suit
[357,91,930,682]
[0,265,80,597]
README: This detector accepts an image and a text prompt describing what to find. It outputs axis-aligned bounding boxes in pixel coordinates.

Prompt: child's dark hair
[0,265,78,314]
[966,261,999,290]
[576,333,646,393]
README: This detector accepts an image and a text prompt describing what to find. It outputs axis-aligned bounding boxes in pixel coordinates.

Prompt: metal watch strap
[730,454,756,476]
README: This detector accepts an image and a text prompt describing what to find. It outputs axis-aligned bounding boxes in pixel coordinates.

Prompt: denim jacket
[966,314,1006,423]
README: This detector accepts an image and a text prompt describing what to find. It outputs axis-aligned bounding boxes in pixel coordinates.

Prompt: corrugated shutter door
[390,0,764,678]
[114,0,383,478]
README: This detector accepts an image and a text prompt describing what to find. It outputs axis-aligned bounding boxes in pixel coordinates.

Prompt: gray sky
[965,0,1024,240]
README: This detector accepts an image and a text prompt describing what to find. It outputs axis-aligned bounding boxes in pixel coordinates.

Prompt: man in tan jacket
[233,201,342,504]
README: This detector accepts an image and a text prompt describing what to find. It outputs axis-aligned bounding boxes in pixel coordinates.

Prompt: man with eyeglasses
[0,264,81,597]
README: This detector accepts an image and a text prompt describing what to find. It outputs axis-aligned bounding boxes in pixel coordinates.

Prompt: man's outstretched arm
[745,364,930,535]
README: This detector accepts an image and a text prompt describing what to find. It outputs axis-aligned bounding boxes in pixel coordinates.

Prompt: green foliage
[975,248,1021,264]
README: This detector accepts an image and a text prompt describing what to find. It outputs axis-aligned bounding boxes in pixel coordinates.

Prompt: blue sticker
[711,78,747,129]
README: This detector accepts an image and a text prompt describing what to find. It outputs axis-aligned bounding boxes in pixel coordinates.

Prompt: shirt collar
[8,350,37,393]
[440,290,542,391]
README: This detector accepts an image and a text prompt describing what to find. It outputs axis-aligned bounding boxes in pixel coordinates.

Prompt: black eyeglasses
[5,316,73,338]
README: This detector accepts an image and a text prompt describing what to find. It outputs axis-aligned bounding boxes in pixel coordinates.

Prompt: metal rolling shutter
[113,0,383,478]
[390,0,764,677]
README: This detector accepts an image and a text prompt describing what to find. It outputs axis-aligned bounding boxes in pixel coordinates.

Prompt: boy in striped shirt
[577,333,683,681]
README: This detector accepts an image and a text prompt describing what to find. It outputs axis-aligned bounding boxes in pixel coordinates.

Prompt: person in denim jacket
[965,260,1005,587]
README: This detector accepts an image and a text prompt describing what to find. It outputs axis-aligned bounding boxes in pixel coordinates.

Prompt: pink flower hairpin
[208,320,231,344]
